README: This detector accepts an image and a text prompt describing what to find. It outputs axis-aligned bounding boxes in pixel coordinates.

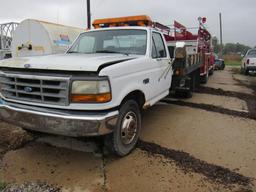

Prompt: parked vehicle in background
[241,49,256,75]
[0,22,18,60]
[0,15,175,156]
[208,51,215,75]
[11,19,83,57]
[214,59,225,70]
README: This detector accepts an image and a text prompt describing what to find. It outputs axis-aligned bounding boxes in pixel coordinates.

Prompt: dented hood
[0,53,139,72]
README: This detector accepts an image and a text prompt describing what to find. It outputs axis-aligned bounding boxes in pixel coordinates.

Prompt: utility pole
[219,12,223,58]
[87,0,91,29]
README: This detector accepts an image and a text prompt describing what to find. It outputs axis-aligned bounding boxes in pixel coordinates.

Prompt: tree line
[212,36,252,56]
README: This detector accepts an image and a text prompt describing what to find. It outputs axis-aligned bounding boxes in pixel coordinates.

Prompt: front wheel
[244,68,249,75]
[104,100,141,156]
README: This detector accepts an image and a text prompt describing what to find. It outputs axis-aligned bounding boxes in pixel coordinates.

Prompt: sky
[0,0,255,47]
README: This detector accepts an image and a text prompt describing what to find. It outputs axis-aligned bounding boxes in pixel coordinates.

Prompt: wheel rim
[120,111,138,145]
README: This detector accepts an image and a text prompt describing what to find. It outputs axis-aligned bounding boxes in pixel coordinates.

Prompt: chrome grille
[0,72,70,106]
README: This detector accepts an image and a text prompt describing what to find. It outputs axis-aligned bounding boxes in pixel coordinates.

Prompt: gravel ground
[2,182,60,192]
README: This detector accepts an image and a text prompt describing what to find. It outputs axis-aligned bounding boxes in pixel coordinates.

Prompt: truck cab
[0,15,173,156]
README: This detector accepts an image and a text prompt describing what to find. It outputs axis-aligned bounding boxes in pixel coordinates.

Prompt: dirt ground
[0,67,256,192]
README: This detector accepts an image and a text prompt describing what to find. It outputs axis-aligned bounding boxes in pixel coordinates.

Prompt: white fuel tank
[11,19,84,57]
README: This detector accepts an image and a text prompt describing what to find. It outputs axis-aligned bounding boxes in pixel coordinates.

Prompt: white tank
[11,19,84,57]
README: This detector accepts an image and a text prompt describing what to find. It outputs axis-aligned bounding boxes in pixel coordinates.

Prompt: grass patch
[0,181,6,191]
[225,60,241,67]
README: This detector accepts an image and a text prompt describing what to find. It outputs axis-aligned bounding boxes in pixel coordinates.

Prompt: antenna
[87,0,91,29]
[219,12,223,59]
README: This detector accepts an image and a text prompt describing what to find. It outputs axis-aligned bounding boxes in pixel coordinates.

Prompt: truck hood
[0,53,139,72]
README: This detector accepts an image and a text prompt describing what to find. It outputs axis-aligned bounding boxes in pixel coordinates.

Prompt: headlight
[71,79,111,103]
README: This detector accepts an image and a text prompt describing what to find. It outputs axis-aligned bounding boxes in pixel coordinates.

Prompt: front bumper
[0,99,119,137]
[246,65,256,71]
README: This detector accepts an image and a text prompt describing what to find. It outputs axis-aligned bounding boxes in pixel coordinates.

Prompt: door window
[152,32,167,58]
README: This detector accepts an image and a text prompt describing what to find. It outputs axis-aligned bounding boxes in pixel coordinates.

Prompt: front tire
[105,100,141,156]
[244,68,249,75]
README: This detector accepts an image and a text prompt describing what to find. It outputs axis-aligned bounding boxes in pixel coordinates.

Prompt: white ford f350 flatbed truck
[0,15,175,156]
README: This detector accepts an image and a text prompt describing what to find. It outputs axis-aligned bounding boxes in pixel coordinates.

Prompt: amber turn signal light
[71,93,111,103]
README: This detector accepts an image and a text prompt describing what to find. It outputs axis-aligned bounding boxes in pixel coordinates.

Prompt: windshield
[215,60,223,65]
[68,29,147,55]
[247,50,256,57]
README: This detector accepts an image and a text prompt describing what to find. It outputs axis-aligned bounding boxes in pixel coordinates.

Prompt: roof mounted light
[92,15,153,29]
[198,17,207,24]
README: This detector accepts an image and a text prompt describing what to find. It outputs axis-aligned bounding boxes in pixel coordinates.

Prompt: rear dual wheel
[201,70,209,84]
[105,100,141,156]
[209,68,214,75]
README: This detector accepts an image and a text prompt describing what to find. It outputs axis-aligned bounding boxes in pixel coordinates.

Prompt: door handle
[143,78,149,84]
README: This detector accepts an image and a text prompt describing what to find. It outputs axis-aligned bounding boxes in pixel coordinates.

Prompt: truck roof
[79,26,160,36]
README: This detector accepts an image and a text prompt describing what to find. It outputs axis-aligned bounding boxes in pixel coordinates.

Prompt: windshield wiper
[67,51,79,54]
[96,50,129,56]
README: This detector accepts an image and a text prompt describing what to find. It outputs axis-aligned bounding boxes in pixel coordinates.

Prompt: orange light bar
[71,93,111,103]
[93,15,153,29]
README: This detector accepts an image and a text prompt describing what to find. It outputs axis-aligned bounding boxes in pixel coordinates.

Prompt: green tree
[223,43,251,55]
[212,36,219,54]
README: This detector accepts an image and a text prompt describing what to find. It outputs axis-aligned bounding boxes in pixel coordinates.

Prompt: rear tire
[104,100,141,156]
[209,68,214,75]
[201,71,208,84]
[175,90,192,98]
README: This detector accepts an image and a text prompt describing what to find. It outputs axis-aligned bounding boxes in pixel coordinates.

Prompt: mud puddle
[138,140,254,191]
[231,68,256,93]
[162,99,256,121]
[195,86,256,116]
[0,123,34,159]
[195,86,255,101]
[231,72,256,117]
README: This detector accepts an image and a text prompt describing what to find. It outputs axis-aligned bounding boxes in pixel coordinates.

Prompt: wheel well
[121,90,146,109]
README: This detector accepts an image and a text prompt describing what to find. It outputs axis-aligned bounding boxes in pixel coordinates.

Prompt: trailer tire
[201,71,208,84]
[104,100,141,157]
[209,68,214,76]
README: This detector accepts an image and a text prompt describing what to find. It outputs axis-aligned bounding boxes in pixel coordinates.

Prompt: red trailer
[160,17,214,96]
[197,21,214,82]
